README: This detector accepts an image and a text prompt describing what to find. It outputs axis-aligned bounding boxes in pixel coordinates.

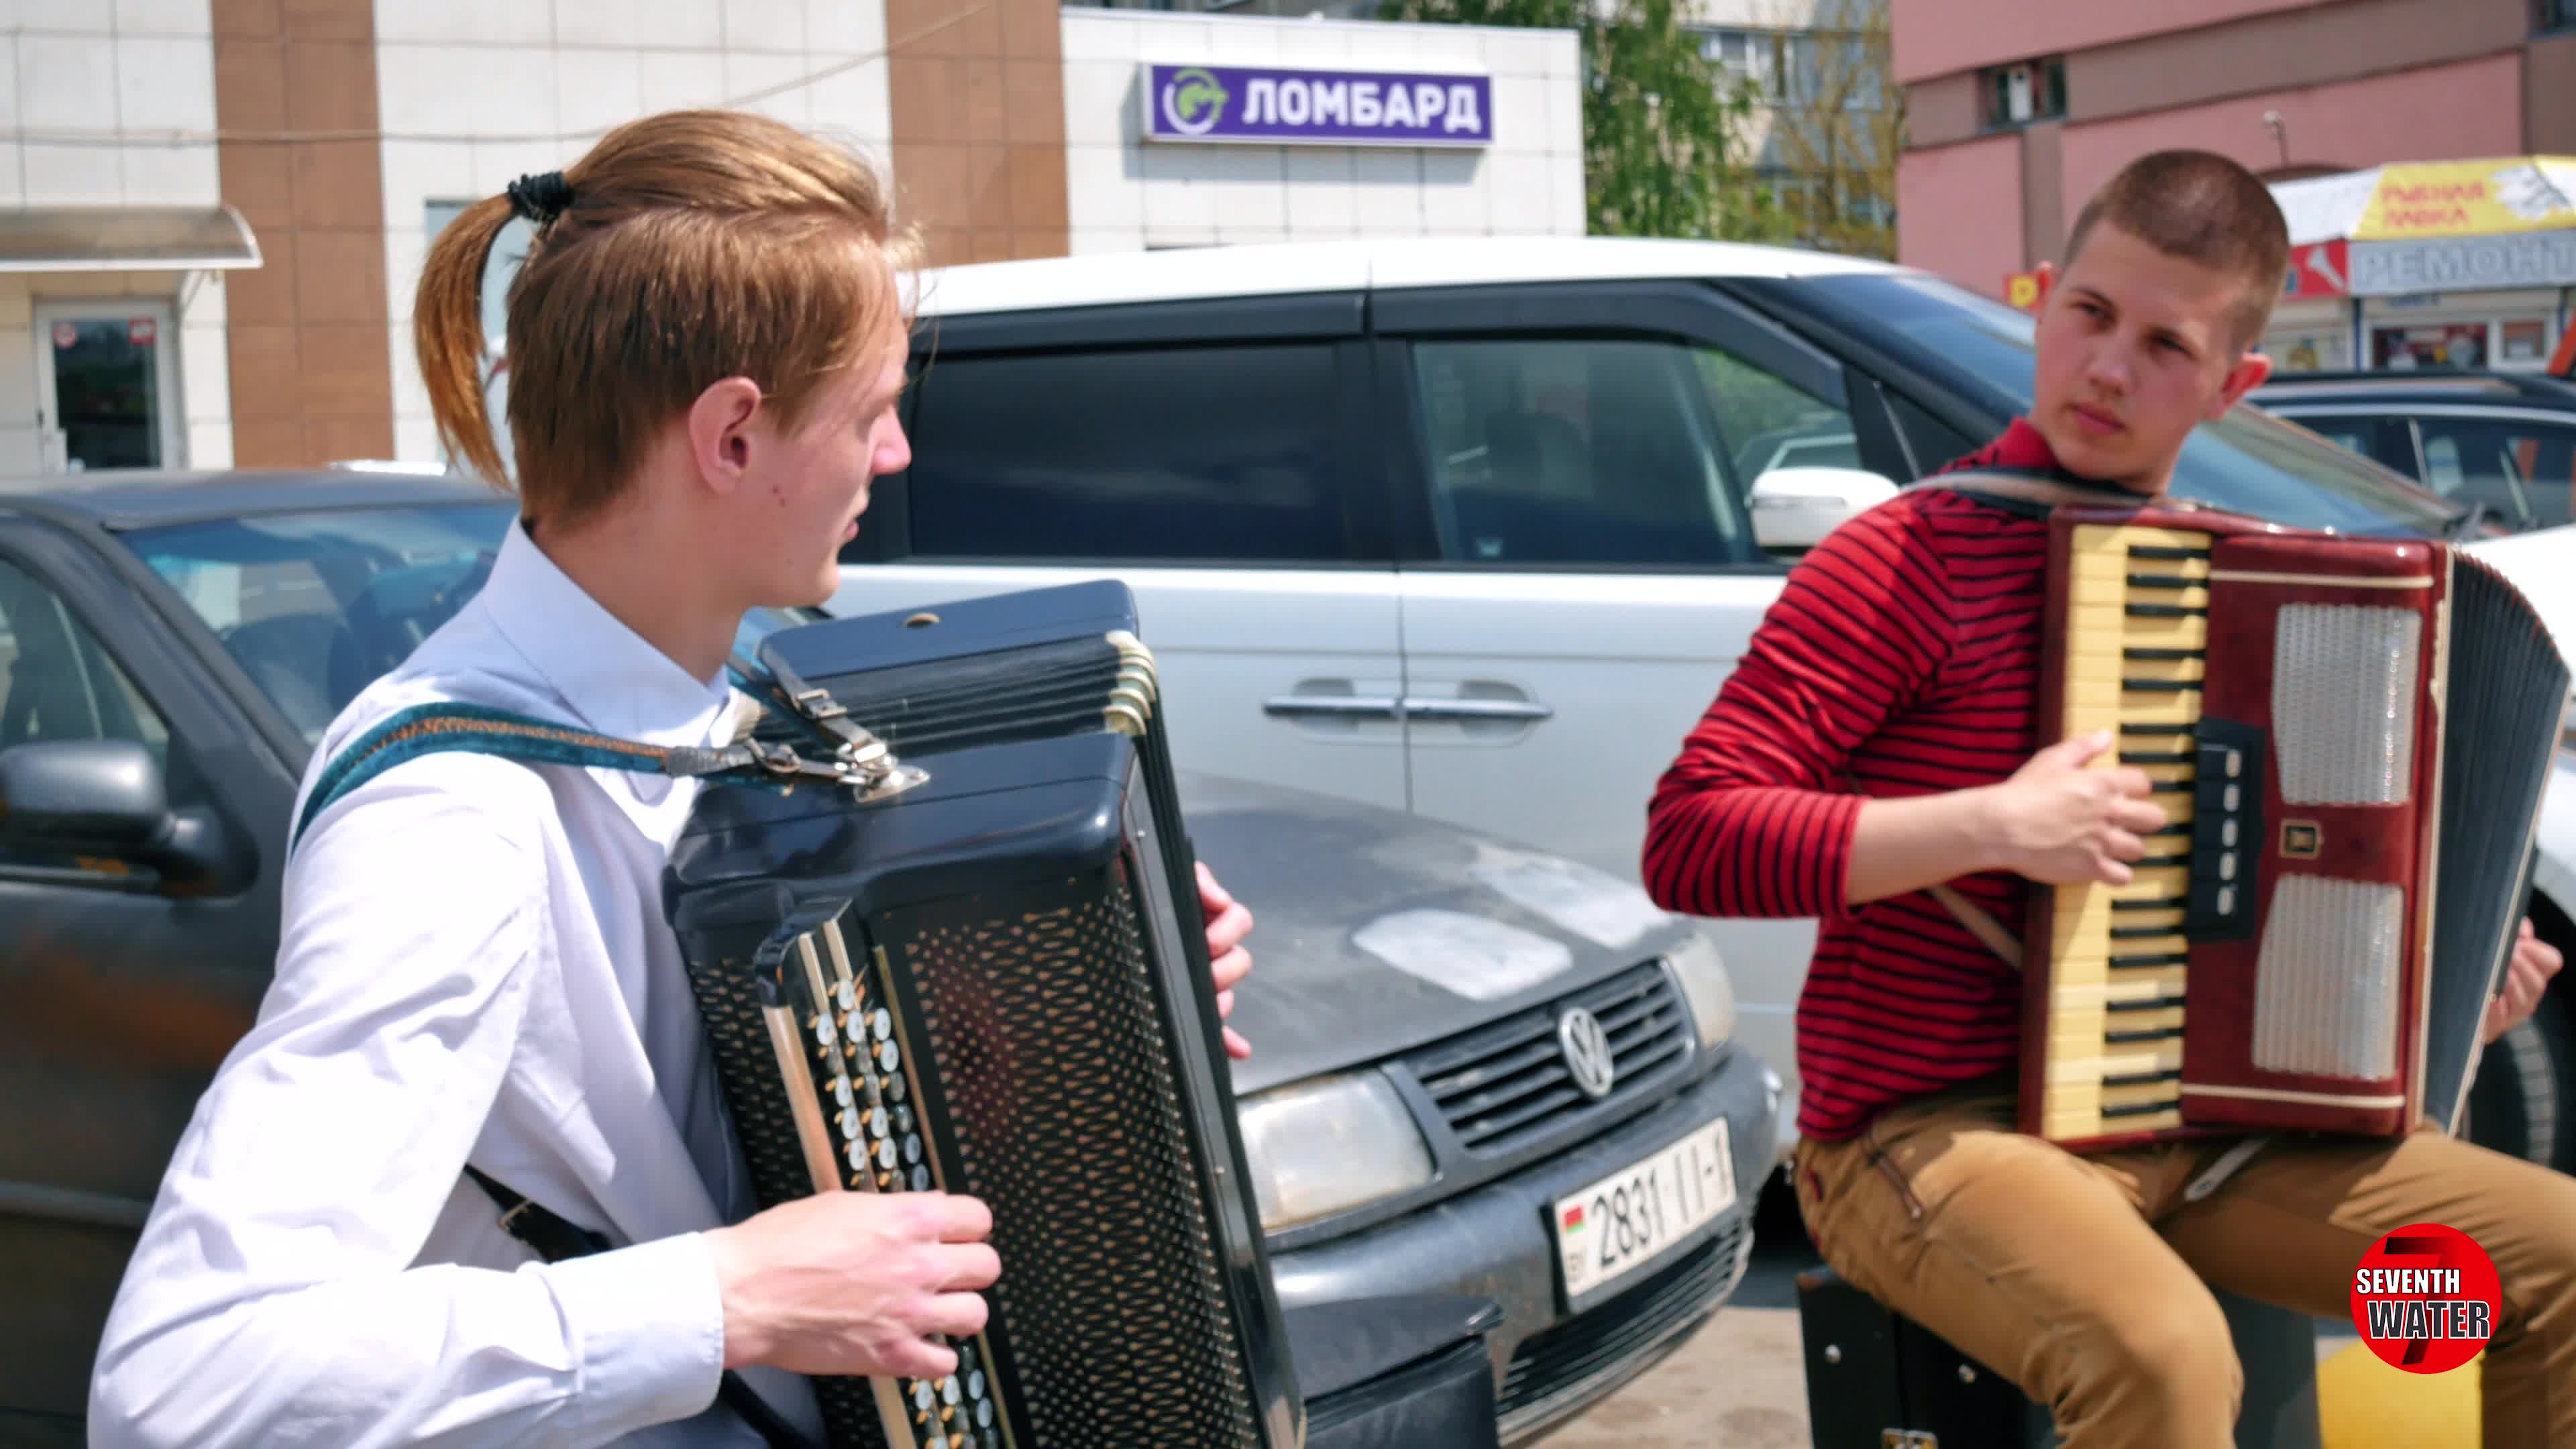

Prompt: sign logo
[1558,1007,1617,1099]
[1140,62,1493,149]
[2284,239,2350,299]
[2351,1223,2500,1374]
[1157,66,1229,138]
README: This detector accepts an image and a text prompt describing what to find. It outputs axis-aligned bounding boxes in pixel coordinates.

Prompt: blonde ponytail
[413,194,519,494]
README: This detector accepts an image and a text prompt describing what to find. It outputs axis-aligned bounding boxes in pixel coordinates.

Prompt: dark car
[0,469,1772,1445]
[2248,368,2576,535]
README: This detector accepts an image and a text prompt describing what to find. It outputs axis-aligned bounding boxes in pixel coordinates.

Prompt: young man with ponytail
[85,109,1256,1448]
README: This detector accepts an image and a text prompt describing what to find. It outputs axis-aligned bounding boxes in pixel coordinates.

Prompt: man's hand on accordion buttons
[2485,917,2563,1044]
[1982,731,2167,887]
[1199,860,1254,1061]
[702,1189,1000,1381]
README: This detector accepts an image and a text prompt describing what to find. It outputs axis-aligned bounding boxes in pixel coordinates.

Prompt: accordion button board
[2019,505,2569,1156]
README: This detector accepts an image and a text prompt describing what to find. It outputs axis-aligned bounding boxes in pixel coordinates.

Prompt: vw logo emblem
[1558,1007,1617,1100]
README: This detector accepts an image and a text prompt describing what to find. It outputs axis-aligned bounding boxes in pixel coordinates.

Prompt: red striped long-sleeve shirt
[1644,419,2128,1141]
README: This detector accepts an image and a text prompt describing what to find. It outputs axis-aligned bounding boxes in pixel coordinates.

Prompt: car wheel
[2462,991,2575,1173]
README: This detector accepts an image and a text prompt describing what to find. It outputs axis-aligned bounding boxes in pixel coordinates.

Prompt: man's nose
[2084,341,2134,394]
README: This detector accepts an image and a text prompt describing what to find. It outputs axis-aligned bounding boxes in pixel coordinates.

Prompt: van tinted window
[902,344,1347,562]
[1408,336,1850,567]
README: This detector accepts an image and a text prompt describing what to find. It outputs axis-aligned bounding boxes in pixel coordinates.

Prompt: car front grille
[1402,961,1692,1157]
[1497,1220,1750,1428]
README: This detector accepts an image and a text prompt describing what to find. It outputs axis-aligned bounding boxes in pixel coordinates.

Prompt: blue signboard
[1141,62,1494,148]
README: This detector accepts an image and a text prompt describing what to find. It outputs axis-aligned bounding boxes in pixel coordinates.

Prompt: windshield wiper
[2446,500,2501,540]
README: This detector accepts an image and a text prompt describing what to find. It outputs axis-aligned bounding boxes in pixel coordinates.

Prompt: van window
[902,344,1348,563]
[2410,417,2576,533]
[1408,337,1851,568]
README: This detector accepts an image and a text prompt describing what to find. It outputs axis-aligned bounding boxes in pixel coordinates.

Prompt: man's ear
[685,377,767,496]
[2209,347,2275,419]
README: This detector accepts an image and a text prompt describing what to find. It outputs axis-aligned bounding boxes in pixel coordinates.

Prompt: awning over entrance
[0,204,260,272]
[2268,158,2576,298]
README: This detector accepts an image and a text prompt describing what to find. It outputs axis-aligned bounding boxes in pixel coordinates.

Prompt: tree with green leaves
[1384,0,1794,242]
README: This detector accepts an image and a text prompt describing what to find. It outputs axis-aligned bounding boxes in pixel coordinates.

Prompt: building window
[2542,0,2574,30]
[1979,56,2065,128]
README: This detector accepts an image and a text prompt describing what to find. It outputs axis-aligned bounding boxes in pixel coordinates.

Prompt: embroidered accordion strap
[287,700,855,855]
[460,1168,820,1449]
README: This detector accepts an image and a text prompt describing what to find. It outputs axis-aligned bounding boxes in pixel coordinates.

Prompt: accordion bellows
[2023,504,2569,1153]
[664,582,1303,1449]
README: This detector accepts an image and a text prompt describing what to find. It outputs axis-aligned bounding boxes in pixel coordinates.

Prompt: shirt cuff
[547,1230,728,1440]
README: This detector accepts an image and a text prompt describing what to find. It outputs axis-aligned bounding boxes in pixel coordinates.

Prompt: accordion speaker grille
[2270,603,2422,806]
[2250,876,2406,1081]
[885,869,1260,1449]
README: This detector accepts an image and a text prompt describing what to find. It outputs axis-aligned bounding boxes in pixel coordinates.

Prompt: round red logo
[2349,1223,2499,1374]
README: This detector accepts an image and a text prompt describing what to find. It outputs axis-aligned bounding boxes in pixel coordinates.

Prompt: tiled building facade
[17,0,1584,476]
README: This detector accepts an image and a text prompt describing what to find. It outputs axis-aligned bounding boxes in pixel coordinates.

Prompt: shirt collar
[1935,415,2136,496]
[478,520,737,751]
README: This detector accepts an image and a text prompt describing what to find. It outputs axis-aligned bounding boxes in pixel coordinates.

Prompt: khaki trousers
[1791,1077,2576,1448]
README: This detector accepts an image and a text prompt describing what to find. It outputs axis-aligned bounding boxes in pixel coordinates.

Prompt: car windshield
[1788,272,2465,539]
[118,500,814,746]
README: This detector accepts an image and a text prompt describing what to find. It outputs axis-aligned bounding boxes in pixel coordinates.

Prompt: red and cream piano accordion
[2016,498,2570,1153]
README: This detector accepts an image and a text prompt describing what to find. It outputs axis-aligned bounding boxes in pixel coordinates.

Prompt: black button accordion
[664,580,1303,1449]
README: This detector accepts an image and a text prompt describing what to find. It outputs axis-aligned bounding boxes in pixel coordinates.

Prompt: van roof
[903,234,1913,317]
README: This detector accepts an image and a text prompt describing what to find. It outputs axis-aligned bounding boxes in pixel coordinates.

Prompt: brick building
[1892,0,2576,369]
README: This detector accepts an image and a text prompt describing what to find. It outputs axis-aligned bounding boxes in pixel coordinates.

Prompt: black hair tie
[505,170,575,225]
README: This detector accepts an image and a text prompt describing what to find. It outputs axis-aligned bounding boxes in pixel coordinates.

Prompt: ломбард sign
[1140,62,1493,148]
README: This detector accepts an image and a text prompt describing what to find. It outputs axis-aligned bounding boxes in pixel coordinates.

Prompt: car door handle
[1264,694,1404,719]
[1399,696,1554,721]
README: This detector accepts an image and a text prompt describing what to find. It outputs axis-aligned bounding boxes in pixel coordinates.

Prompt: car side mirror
[0,739,229,885]
[1749,466,1903,559]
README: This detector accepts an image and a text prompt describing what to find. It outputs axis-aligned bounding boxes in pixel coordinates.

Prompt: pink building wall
[1894,134,2023,303]
[1896,52,2530,299]
[1893,0,2325,84]
[2053,52,2528,235]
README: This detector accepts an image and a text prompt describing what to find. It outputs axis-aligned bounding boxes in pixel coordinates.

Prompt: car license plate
[1550,1119,1736,1302]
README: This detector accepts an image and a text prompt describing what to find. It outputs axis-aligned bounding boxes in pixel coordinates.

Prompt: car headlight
[1236,1071,1434,1233]
[1664,931,1737,1051]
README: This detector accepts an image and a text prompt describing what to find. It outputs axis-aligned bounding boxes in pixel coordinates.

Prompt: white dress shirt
[89,520,825,1448]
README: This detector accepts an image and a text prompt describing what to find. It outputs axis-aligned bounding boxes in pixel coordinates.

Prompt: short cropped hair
[417,110,919,532]
[2064,149,2291,354]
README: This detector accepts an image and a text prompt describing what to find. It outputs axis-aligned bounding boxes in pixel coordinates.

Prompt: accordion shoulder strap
[1905,468,2164,513]
[1927,883,2025,971]
[288,697,819,857]
[1841,767,2025,971]
[460,1169,819,1449]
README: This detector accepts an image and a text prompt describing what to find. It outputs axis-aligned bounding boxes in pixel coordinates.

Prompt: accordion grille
[890,869,1260,1449]
[2270,604,2422,806]
[2250,876,2406,1082]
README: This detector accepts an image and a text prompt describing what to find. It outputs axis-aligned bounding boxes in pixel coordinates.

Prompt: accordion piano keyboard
[2036,523,2213,1144]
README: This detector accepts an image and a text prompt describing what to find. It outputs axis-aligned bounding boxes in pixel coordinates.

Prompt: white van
[833,234,2576,1192]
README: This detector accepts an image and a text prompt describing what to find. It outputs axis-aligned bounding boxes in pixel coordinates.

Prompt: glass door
[34,301,182,472]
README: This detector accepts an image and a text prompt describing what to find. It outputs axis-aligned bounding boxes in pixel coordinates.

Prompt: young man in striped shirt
[1645,150,2576,1446]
